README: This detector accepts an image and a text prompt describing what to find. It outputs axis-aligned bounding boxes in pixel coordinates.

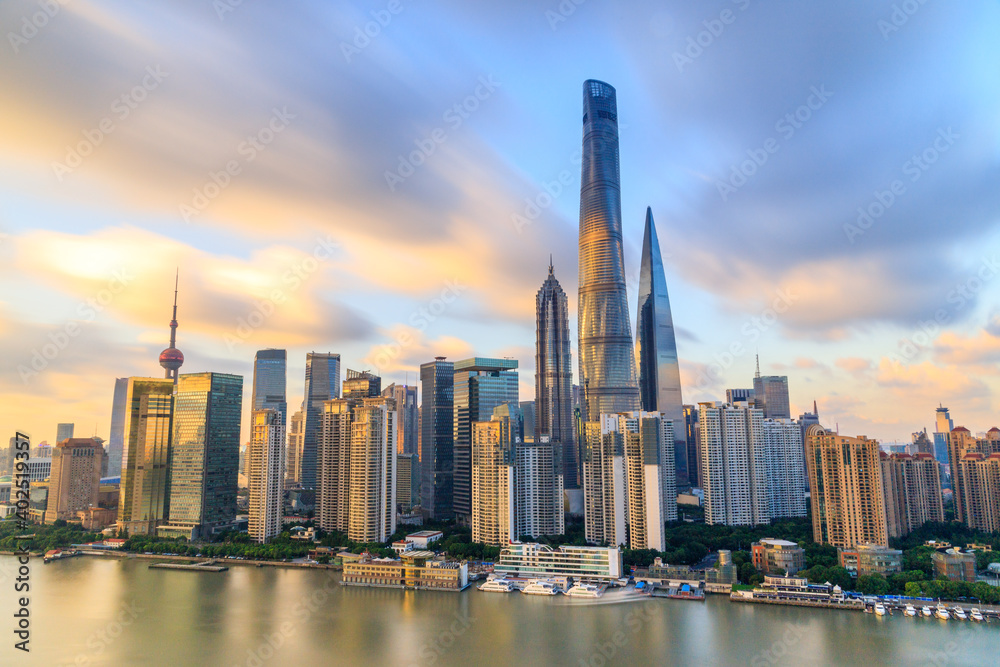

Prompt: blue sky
[1,0,999,444]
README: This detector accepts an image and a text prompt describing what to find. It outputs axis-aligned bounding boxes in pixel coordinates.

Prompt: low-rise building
[932,547,977,582]
[838,543,903,577]
[751,539,805,576]
[404,530,443,550]
[634,551,739,593]
[493,543,623,584]
[392,540,414,555]
[341,551,469,591]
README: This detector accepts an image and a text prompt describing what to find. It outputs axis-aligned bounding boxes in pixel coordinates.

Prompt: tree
[857,574,890,596]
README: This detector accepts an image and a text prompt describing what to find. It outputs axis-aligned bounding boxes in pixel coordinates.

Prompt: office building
[752,539,806,576]
[933,406,954,464]
[117,377,174,535]
[880,452,944,538]
[726,389,755,404]
[347,397,396,543]
[301,352,341,491]
[108,377,128,477]
[577,79,640,421]
[25,458,51,482]
[45,438,104,522]
[396,453,419,512]
[252,349,287,429]
[383,383,418,455]
[635,208,688,487]
[286,409,304,488]
[806,426,888,548]
[752,360,790,419]
[452,357,518,523]
[683,404,700,488]
[519,400,537,444]
[948,426,1000,530]
[536,260,576,487]
[248,409,284,543]
[838,544,903,577]
[344,368,381,402]
[160,372,243,540]
[420,357,454,520]
[56,423,74,444]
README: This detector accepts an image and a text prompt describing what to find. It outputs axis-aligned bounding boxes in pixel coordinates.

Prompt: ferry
[921,606,933,617]
[970,608,985,622]
[565,583,602,598]
[478,579,516,593]
[522,580,560,596]
[953,607,968,621]
[874,603,887,616]
[904,604,917,617]
[935,605,951,620]
[43,549,80,563]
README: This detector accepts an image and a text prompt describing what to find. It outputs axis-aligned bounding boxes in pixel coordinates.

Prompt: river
[1,555,996,666]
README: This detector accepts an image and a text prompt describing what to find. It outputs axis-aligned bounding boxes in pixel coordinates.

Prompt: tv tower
[159,269,184,383]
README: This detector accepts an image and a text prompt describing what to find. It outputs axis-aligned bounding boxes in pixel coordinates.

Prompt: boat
[874,603,887,616]
[565,583,602,598]
[922,606,933,617]
[953,607,967,621]
[904,604,916,617]
[43,549,80,563]
[935,605,950,620]
[970,608,984,622]
[478,579,516,593]
[522,580,560,596]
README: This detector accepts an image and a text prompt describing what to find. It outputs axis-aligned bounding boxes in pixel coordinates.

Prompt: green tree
[857,574,890,596]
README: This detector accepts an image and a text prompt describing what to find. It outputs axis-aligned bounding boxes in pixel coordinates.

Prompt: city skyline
[2,2,1000,449]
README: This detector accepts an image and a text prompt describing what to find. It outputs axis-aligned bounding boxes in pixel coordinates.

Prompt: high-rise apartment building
[683,404,700,488]
[471,420,513,547]
[536,261,576,487]
[880,452,944,538]
[347,397,396,543]
[46,438,104,522]
[514,434,565,540]
[108,377,129,477]
[622,412,677,552]
[248,409,285,544]
[301,352,341,491]
[635,208,687,488]
[117,377,174,535]
[317,399,352,533]
[452,357,518,523]
[577,79,640,421]
[762,419,807,520]
[583,416,627,547]
[160,372,243,540]
[806,426,888,548]
[285,409,304,488]
[252,349,287,429]
[420,357,454,520]
[948,426,1000,531]
[383,383,419,455]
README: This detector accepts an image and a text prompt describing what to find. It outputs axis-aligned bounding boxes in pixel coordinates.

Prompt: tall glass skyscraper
[383,383,419,455]
[933,405,953,464]
[117,377,174,535]
[252,349,287,429]
[536,261,577,488]
[162,372,243,540]
[752,362,791,419]
[301,352,341,490]
[420,357,454,519]
[452,357,519,522]
[108,377,129,477]
[577,79,639,420]
[635,207,688,486]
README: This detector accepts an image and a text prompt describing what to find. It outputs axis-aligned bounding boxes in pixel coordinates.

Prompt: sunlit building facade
[117,377,174,535]
[248,408,285,543]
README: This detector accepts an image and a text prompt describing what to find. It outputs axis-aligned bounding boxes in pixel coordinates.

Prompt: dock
[149,560,228,572]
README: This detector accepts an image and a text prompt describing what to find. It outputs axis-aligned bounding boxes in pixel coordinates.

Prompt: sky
[1,0,999,446]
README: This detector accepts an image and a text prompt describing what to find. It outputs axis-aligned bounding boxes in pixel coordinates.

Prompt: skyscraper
[344,368,381,401]
[582,415,627,547]
[46,438,104,522]
[56,423,75,443]
[880,452,944,538]
[396,452,419,512]
[453,357,519,523]
[471,419,514,547]
[933,405,954,465]
[577,79,639,421]
[108,377,128,477]
[635,208,688,487]
[317,399,352,533]
[252,349,287,429]
[383,383,419,455]
[752,359,790,419]
[160,372,243,540]
[285,409,304,488]
[535,261,576,486]
[301,352,341,491]
[248,408,285,544]
[420,357,454,520]
[347,397,397,543]
[806,426,888,548]
[699,403,760,526]
[622,412,677,552]
[117,377,174,535]
[158,271,184,384]
[514,434,564,540]
[948,426,1000,528]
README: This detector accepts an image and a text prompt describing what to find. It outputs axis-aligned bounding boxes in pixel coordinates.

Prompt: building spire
[549,254,553,275]
[755,353,761,379]
[159,268,184,383]
[813,399,818,417]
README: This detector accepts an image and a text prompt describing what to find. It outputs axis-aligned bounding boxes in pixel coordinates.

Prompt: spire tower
[159,269,184,383]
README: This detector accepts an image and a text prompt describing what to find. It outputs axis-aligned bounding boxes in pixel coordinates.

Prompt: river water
[1,555,996,666]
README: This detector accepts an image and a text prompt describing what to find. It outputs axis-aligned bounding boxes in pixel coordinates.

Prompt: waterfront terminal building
[340,550,469,591]
[492,543,622,584]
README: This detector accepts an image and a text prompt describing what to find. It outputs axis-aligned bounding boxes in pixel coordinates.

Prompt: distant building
[933,406,954,465]
[752,539,805,576]
[519,400,537,444]
[911,429,934,456]
[880,452,944,538]
[159,372,243,540]
[797,401,820,492]
[108,377,129,477]
[396,453,419,512]
[25,458,52,483]
[383,383,418,455]
[56,423,75,443]
[726,389,755,404]
[285,409,304,489]
[948,427,1000,532]
[301,352,341,491]
[932,547,977,582]
[493,542,623,583]
[117,377,174,536]
[838,544,903,577]
[341,551,468,591]
[252,349,287,433]
[806,427,888,548]
[46,438,104,522]
[683,404,700,487]
[420,357,454,520]
[248,409,285,544]
[752,360,790,419]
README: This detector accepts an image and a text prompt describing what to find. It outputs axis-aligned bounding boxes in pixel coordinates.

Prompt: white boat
[565,583,602,598]
[904,604,917,617]
[522,580,560,596]
[935,605,950,620]
[922,606,933,617]
[874,603,887,616]
[970,608,984,622]
[953,607,967,621]
[478,578,516,593]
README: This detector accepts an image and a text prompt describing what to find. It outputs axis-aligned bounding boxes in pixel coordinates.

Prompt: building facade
[583,416,627,547]
[880,452,944,538]
[248,409,285,543]
[45,438,104,522]
[285,409,304,489]
[622,413,677,552]
[470,420,513,547]
[317,399,353,534]
[838,544,903,577]
[252,349,287,430]
[493,542,623,583]
[752,539,806,576]
[948,426,1000,530]
[932,547,977,582]
[752,371,790,419]
[108,377,128,477]
[396,453,419,512]
[420,357,454,520]
[383,383,419,455]
[301,352,341,491]
[347,398,397,543]
[117,377,174,535]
